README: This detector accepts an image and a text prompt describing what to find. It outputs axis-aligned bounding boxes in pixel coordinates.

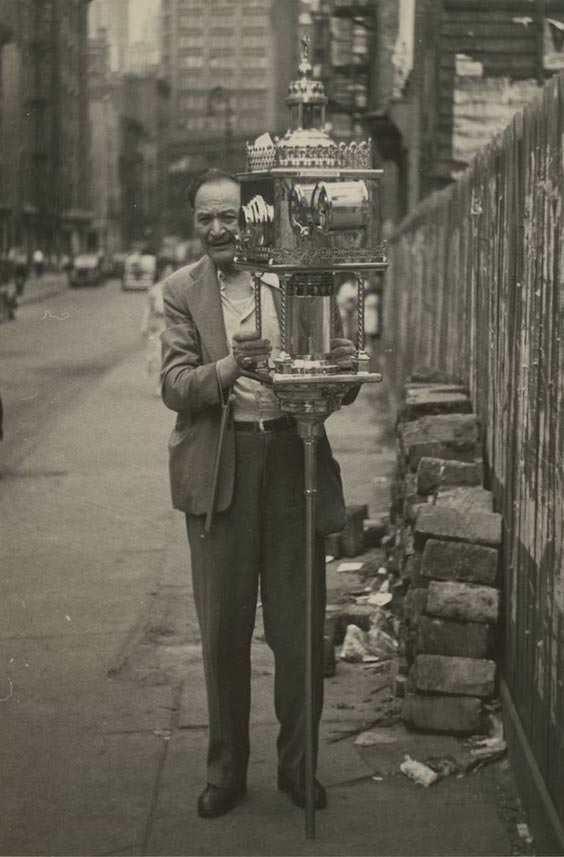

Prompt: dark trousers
[186,426,326,790]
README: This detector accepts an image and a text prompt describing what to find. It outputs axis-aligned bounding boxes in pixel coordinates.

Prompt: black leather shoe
[277,769,327,810]
[197,784,246,819]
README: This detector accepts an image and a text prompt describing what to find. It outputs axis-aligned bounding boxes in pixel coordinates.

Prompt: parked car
[122,253,157,291]
[68,254,104,288]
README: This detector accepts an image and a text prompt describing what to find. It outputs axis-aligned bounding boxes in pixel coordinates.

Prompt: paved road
[1,278,147,470]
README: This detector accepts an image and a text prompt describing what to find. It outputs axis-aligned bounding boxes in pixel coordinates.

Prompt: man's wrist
[216,354,241,388]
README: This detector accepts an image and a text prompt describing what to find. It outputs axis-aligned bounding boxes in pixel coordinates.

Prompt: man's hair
[186,168,240,209]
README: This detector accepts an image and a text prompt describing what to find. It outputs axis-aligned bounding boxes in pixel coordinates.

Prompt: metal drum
[312,180,369,233]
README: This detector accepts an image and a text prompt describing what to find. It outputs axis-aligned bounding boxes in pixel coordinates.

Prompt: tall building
[88,28,123,254]
[0,0,93,256]
[161,0,299,231]
[89,0,129,72]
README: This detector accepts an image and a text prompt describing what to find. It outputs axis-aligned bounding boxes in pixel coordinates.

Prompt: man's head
[188,169,241,272]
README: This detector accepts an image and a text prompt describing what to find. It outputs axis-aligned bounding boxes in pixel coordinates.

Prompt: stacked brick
[391,376,502,734]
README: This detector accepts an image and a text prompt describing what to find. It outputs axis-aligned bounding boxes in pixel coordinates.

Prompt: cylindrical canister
[285,294,333,359]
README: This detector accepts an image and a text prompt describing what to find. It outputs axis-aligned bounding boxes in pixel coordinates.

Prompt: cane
[204,392,234,535]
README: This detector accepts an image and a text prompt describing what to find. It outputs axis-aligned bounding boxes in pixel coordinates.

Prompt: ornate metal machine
[233,38,388,839]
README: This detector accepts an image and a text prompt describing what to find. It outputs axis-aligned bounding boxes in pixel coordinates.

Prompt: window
[246,26,266,36]
[210,26,233,36]
[182,54,204,67]
[209,47,234,58]
[246,56,268,68]
[241,38,266,50]
[178,35,204,48]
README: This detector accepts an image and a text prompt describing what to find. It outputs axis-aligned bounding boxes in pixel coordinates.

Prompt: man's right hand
[231,332,271,370]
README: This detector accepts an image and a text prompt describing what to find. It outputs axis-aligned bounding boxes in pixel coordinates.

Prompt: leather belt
[233,416,294,433]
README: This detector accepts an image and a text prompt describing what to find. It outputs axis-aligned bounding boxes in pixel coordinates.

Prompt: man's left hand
[330,337,356,368]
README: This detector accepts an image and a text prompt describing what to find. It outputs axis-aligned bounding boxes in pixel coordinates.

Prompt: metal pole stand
[296,415,324,840]
[270,377,382,839]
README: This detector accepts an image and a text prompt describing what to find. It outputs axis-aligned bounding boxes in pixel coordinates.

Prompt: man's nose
[209,218,225,236]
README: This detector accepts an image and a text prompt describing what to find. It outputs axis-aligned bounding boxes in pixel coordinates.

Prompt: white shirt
[217,269,282,421]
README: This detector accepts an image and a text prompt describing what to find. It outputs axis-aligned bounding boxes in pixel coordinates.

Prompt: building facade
[88,0,129,72]
[0,0,93,258]
[161,0,300,231]
[313,0,564,228]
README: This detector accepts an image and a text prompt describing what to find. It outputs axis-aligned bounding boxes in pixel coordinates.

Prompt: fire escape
[312,0,376,139]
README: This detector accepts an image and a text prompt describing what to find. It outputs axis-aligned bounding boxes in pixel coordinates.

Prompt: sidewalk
[0,350,527,856]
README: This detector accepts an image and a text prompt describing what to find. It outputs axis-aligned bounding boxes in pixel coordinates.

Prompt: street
[0,284,523,856]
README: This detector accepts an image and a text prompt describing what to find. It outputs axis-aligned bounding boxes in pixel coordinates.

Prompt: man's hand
[232,331,272,370]
[330,337,356,368]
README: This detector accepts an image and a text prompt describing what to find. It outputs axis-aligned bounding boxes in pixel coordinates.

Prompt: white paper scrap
[337,562,364,573]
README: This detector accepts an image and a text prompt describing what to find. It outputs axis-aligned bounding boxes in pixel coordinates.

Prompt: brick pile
[391,375,502,734]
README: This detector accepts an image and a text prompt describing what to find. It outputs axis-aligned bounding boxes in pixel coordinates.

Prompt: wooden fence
[384,71,564,847]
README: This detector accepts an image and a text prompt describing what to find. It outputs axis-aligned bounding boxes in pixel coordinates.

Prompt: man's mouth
[209,237,233,249]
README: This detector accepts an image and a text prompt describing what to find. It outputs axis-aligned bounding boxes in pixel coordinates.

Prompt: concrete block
[421,539,498,585]
[414,654,496,697]
[363,517,388,548]
[416,615,491,658]
[435,485,493,513]
[414,505,502,549]
[426,580,499,624]
[340,504,368,557]
[398,414,481,471]
[400,388,472,422]
[402,692,482,734]
[403,588,428,626]
[325,532,341,559]
[416,456,483,495]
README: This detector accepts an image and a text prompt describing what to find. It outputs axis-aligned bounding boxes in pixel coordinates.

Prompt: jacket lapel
[187,256,229,362]
[186,260,282,359]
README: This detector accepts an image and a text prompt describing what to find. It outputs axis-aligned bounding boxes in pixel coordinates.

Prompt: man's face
[193,178,240,270]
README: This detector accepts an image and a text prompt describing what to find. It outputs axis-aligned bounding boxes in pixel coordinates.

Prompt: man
[160,168,356,820]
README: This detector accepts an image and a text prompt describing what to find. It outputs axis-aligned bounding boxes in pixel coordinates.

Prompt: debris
[354,730,398,747]
[340,625,369,662]
[337,561,364,573]
[371,775,384,782]
[424,755,461,778]
[65,615,72,622]
[465,713,507,769]
[325,555,335,564]
[400,755,440,787]
[516,822,533,844]
[367,591,393,607]
[367,622,398,657]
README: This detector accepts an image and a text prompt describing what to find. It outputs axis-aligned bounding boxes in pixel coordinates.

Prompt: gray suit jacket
[160,254,348,534]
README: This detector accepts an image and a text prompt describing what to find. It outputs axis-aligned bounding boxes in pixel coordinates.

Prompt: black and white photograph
[1,0,563,855]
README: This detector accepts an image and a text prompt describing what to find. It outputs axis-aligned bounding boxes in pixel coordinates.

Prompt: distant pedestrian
[8,246,29,296]
[32,249,45,278]
[140,280,165,396]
